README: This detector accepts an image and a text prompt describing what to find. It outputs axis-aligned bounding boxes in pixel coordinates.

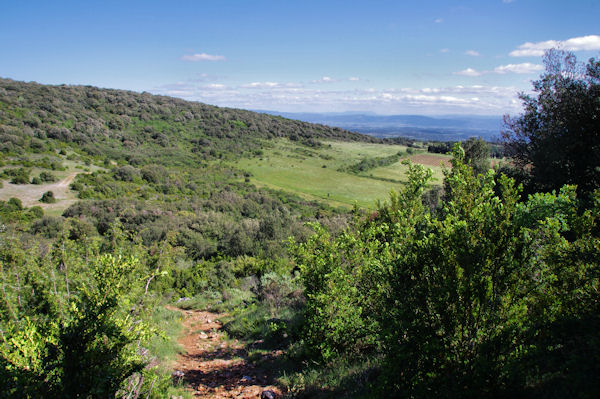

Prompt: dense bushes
[0,198,44,223]
[0,224,189,398]
[427,141,453,154]
[0,77,377,167]
[62,169,335,263]
[338,151,402,174]
[1,167,31,184]
[292,145,600,397]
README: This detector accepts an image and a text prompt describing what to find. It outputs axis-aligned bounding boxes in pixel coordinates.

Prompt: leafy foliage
[462,136,491,175]
[338,151,402,174]
[40,191,56,203]
[0,78,376,167]
[0,240,151,398]
[503,50,600,197]
[293,145,600,397]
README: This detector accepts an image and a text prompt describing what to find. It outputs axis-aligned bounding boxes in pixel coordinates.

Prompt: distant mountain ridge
[258,111,504,142]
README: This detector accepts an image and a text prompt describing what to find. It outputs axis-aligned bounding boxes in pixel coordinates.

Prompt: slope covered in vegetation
[1,49,598,398]
[0,79,372,398]
[0,78,376,166]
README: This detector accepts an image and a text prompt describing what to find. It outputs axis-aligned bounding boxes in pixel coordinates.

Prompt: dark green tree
[462,137,490,175]
[502,49,600,197]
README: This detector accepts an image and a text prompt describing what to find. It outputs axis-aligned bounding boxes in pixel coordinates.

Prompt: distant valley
[260,111,504,141]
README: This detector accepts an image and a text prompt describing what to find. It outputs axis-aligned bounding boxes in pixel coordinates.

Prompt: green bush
[30,216,64,238]
[5,168,31,184]
[40,191,56,203]
[39,171,57,182]
[7,197,23,211]
[0,254,149,398]
[28,206,44,219]
[293,146,600,396]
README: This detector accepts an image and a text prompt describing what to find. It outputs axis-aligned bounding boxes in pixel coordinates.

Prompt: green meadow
[234,139,449,209]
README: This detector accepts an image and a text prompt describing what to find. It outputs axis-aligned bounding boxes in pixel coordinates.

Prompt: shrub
[40,191,56,203]
[114,165,140,182]
[30,216,64,238]
[28,206,44,219]
[0,254,148,398]
[8,168,30,184]
[293,148,600,396]
[39,171,57,182]
[7,197,23,211]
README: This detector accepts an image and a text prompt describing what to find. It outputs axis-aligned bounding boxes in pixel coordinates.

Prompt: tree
[502,49,600,197]
[462,137,490,175]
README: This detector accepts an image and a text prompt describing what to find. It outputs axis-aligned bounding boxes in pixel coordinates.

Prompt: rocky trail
[168,306,283,399]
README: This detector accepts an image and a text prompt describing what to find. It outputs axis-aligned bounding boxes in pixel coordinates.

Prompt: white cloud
[242,82,280,88]
[241,81,303,89]
[348,77,360,81]
[434,18,443,23]
[510,35,600,57]
[454,68,483,77]
[493,63,543,74]
[181,53,226,62]
[203,83,226,89]
[311,76,337,83]
[440,48,450,53]
[455,63,542,76]
[465,50,480,56]
[502,0,515,3]
[153,81,523,115]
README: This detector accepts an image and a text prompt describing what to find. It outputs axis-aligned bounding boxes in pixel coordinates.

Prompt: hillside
[1,58,598,399]
[0,78,377,167]
[0,80,375,397]
[1,78,450,212]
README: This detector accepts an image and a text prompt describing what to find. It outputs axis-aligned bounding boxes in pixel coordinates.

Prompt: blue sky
[1,0,599,115]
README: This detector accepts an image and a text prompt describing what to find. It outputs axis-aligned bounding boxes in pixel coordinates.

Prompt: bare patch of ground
[0,172,79,211]
[408,154,451,168]
[167,306,283,398]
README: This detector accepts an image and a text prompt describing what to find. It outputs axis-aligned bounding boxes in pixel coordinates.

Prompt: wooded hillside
[0,78,376,166]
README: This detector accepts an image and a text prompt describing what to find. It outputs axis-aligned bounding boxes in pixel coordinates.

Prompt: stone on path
[261,390,278,399]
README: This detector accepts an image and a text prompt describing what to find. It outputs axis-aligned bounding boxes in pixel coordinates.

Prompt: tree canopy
[503,50,600,197]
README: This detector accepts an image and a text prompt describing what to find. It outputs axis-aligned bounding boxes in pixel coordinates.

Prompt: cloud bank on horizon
[159,33,600,115]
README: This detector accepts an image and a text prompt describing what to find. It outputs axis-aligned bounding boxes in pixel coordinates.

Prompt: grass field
[234,139,450,209]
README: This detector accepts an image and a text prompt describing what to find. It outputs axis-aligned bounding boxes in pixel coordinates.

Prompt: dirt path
[168,306,283,398]
[57,172,78,188]
[0,172,80,209]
